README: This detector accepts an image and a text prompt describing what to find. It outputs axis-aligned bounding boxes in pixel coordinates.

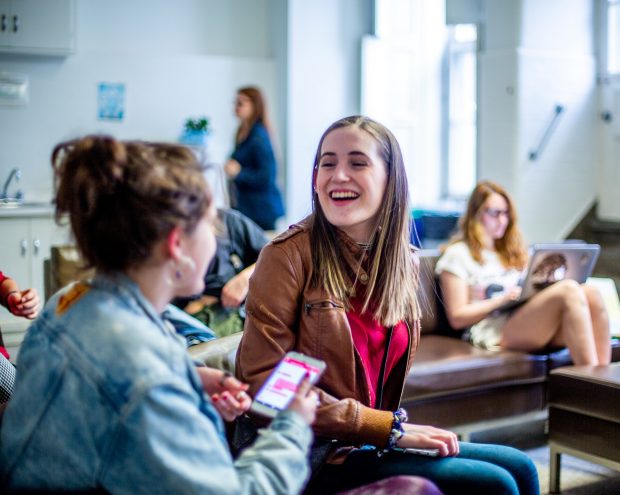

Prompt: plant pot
[180,130,209,147]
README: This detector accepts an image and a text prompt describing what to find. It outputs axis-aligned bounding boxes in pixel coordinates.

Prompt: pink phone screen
[255,356,321,410]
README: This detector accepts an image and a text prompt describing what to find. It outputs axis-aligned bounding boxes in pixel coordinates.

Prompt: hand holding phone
[251,351,326,418]
[286,374,319,425]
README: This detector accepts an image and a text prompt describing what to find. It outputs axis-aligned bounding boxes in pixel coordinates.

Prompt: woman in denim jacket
[0,136,317,494]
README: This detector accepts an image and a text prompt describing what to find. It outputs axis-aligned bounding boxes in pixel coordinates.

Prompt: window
[445,24,477,198]
[362,0,478,206]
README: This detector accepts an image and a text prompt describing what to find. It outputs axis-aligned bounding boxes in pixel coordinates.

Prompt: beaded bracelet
[386,407,409,450]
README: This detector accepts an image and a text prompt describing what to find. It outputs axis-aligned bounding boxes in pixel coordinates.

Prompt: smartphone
[393,447,440,457]
[250,351,326,418]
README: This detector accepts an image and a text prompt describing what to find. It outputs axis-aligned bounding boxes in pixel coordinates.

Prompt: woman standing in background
[224,86,284,231]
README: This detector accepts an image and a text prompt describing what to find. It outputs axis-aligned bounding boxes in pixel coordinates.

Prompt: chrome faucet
[1,167,23,201]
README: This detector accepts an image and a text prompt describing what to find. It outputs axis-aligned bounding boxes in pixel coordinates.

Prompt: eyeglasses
[483,208,510,219]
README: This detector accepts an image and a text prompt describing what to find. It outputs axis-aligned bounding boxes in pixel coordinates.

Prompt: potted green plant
[181,116,211,146]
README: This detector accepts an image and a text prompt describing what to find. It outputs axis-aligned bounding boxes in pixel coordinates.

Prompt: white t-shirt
[435,241,523,349]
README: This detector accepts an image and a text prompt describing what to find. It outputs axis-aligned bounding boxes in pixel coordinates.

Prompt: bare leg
[500,280,600,365]
[582,284,611,365]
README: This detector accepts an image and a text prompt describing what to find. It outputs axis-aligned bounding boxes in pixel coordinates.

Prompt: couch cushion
[188,333,242,372]
[418,252,466,338]
[546,338,620,370]
[406,336,547,399]
[402,335,548,427]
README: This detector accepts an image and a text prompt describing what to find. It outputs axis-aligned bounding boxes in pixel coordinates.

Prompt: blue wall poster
[97,82,125,121]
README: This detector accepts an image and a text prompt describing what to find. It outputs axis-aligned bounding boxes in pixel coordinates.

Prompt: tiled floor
[526,445,620,495]
[471,420,620,495]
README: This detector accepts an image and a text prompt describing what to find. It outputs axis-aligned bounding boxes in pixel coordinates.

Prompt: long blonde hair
[309,116,419,326]
[448,180,527,269]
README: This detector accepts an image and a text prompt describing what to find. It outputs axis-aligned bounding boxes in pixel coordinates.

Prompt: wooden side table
[548,364,620,493]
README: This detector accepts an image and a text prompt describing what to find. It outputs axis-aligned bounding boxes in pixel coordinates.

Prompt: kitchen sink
[0,198,52,209]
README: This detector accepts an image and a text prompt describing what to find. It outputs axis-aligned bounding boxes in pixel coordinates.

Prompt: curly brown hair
[52,136,211,273]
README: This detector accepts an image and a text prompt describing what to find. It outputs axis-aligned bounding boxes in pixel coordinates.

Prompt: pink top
[347,296,408,408]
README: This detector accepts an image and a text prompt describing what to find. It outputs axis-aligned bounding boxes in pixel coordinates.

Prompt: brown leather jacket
[236,221,421,448]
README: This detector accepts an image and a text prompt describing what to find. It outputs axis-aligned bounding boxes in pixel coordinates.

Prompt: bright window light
[446,24,477,198]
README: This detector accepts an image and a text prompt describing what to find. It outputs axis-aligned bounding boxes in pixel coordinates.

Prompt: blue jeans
[308,441,540,495]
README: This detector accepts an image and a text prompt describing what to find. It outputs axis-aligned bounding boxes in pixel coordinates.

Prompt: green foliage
[184,117,210,133]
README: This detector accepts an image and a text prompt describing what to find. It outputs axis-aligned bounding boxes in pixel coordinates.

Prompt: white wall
[598,77,620,221]
[0,0,277,206]
[462,0,521,192]
[0,0,605,240]
[515,49,597,241]
[0,0,371,227]
[516,0,598,242]
[285,0,372,224]
[479,0,599,243]
[362,0,444,208]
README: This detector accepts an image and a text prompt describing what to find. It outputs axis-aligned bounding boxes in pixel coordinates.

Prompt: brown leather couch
[42,247,446,494]
[46,245,619,437]
[189,250,620,437]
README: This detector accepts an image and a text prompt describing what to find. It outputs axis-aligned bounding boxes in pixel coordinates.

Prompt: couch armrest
[188,333,242,372]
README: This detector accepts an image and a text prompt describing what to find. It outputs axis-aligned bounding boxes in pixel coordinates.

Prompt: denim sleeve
[162,303,216,345]
[234,410,313,494]
[101,379,311,495]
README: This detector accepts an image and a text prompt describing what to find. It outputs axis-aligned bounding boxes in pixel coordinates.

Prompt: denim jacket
[0,273,312,494]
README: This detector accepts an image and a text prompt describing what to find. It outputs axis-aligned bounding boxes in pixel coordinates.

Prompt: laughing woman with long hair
[236,117,540,495]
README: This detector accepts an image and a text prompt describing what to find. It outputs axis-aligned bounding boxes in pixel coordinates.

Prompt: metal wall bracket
[528,104,565,161]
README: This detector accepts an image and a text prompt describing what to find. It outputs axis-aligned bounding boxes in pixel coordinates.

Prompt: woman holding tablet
[436,180,611,365]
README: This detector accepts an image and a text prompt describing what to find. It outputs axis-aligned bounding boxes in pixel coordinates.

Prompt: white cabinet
[0,0,76,55]
[0,213,70,357]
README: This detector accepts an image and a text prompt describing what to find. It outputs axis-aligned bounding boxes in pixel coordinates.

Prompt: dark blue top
[231,122,284,230]
[174,208,268,307]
